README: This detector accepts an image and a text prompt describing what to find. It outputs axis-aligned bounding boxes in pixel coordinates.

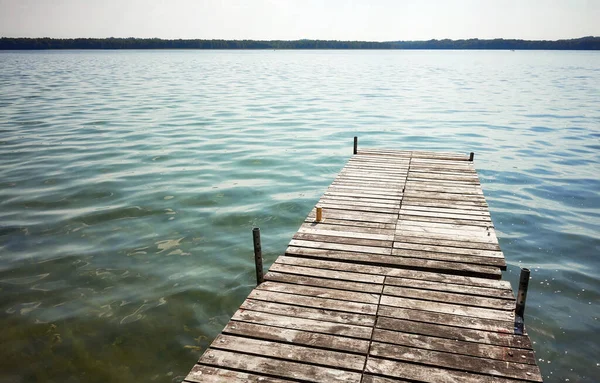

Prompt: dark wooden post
[514,268,530,335]
[469,152,474,161]
[353,136,358,155]
[252,227,264,285]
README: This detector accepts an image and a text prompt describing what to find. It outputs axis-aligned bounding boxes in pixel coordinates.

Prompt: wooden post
[469,152,474,162]
[316,206,323,222]
[252,227,264,286]
[514,268,530,335]
[353,136,358,155]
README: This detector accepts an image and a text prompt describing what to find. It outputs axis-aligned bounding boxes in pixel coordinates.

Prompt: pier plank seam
[184,149,542,383]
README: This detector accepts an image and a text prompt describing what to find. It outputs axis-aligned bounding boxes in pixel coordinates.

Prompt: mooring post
[514,267,530,335]
[316,206,323,222]
[353,136,358,155]
[252,227,264,286]
[469,152,474,161]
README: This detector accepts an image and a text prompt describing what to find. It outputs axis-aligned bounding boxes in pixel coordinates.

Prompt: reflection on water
[0,50,599,382]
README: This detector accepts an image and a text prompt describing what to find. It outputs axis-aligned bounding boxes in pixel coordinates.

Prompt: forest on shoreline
[1,36,599,50]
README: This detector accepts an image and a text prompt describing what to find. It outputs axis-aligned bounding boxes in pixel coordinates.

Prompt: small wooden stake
[514,267,530,335]
[353,136,358,155]
[469,152,474,161]
[316,206,323,222]
[252,227,264,286]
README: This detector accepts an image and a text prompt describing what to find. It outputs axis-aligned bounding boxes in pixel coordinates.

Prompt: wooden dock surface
[184,149,542,383]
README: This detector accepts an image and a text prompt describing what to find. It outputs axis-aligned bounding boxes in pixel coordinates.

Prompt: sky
[0,0,599,41]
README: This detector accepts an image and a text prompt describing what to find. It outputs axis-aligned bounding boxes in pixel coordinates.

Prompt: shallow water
[0,50,598,382]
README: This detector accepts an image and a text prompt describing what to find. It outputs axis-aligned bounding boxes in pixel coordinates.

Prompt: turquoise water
[0,50,598,382]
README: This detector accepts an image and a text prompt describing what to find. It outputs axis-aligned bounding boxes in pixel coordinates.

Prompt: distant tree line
[1,37,598,50]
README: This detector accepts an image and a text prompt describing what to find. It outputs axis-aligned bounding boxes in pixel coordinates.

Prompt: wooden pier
[184,147,542,383]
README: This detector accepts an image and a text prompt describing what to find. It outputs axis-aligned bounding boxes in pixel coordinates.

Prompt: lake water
[0,50,598,382]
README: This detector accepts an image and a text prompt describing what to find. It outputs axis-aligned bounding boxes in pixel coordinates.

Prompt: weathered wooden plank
[265,271,383,294]
[211,334,366,371]
[385,276,514,299]
[238,300,375,328]
[317,201,400,214]
[200,349,362,383]
[361,375,411,383]
[393,240,503,258]
[369,342,543,381]
[319,196,401,208]
[377,306,515,335]
[325,189,403,200]
[307,210,397,224]
[249,289,378,315]
[395,230,497,245]
[268,262,385,285]
[298,225,395,241]
[396,219,494,233]
[390,248,506,268]
[382,285,514,310]
[380,295,514,321]
[258,281,380,304]
[401,205,491,216]
[396,223,496,238]
[223,321,371,354]
[300,221,395,235]
[395,234,501,250]
[398,209,492,222]
[276,255,510,289]
[289,239,393,255]
[294,232,393,248]
[304,216,397,230]
[372,328,536,364]
[365,357,533,383]
[402,197,488,208]
[327,185,403,196]
[398,214,492,227]
[286,246,501,278]
[185,365,293,383]
[376,316,529,349]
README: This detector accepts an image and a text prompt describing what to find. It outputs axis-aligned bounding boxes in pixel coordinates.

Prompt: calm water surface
[0,50,599,382]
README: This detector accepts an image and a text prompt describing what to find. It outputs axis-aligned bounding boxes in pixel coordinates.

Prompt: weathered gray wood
[393,241,504,258]
[185,365,293,383]
[396,234,501,250]
[294,232,393,248]
[365,357,534,383]
[258,281,380,304]
[223,320,371,354]
[303,216,397,230]
[382,285,514,310]
[391,248,506,268]
[317,201,400,214]
[377,306,515,335]
[385,276,513,299]
[286,246,501,278]
[372,328,536,364]
[301,221,395,235]
[200,349,362,383]
[289,239,393,255]
[298,225,395,241]
[211,334,366,371]
[376,316,529,349]
[249,289,378,315]
[265,271,383,294]
[238,300,375,328]
[369,342,543,381]
[380,295,514,321]
[268,262,385,284]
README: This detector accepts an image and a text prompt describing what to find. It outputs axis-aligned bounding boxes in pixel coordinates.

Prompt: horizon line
[2,36,598,42]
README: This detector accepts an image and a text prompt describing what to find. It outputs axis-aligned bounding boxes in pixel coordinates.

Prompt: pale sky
[0,0,598,41]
